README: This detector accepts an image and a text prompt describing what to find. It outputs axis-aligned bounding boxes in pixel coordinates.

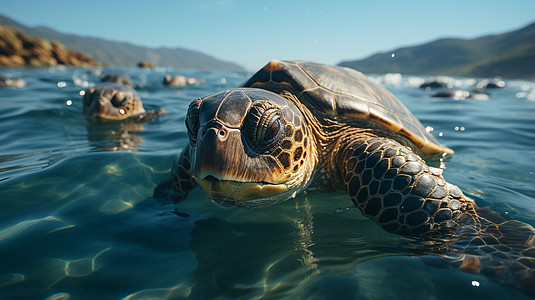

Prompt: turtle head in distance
[83,84,165,123]
[185,88,316,207]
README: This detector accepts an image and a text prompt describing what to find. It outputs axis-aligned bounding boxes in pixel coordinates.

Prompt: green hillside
[0,14,243,70]
[338,22,535,79]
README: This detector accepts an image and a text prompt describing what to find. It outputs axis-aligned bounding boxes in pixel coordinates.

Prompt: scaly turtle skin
[171,60,534,296]
[83,84,165,123]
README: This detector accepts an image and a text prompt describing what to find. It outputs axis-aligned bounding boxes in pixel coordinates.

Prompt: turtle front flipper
[133,108,167,123]
[172,144,197,198]
[154,145,197,204]
[339,137,535,296]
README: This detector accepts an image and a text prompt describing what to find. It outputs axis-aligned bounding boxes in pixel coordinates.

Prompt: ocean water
[0,66,534,300]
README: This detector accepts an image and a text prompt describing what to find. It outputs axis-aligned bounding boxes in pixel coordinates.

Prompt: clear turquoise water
[0,66,534,299]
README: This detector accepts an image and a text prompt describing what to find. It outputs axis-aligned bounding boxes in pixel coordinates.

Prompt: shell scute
[242,60,453,156]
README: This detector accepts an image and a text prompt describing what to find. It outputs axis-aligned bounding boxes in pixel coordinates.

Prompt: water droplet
[66,100,72,106]
[57,81,67,88]
[471,280,480,287]
[119,109,126,115]
[425,126,434,133]
[79,90,86,96]
[220,77,227,84]
[391,53,395,58]
[438,132,443,137]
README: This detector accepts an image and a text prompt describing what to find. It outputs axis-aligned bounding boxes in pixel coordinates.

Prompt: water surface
[1,66,534,299]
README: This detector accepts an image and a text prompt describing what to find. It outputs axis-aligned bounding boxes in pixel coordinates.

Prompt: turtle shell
[241,60,453,156]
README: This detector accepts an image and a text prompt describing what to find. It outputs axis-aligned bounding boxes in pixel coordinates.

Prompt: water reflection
[85,121,144,152]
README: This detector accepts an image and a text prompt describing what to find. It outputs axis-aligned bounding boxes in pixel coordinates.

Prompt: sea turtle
[170,60,534,296]
[83,84,165,123]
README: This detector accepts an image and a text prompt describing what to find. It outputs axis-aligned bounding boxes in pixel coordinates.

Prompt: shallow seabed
[0,66,534,299]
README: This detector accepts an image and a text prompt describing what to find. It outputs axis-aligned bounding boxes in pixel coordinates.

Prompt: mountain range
[1,14,534,78]
[338,22,535,79]
[0,14,243,70]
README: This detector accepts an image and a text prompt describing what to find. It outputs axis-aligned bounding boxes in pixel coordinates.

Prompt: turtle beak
[191,125,288,202]
[85,98,112,122]
[93,98,107,113]
[196,177,286,202]
[190,124,287,201]
[192,125,236,180]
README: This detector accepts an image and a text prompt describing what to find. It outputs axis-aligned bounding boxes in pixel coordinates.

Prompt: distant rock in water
[431,90,489,101]
[0,76,26,88]
[418,79,452,90]
[138,61,155,68]
[474,79,506,92]
[0,25,103,67]
[163,74,204,87]
[100,74,134,87]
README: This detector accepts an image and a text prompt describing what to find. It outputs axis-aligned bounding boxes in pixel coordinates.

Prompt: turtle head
[83,84,145,123]
[186,88,315,207]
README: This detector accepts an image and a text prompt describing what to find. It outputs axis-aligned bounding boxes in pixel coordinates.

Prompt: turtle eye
[263,115,281,142]
[111,93,127,107]
[243,101,284,153]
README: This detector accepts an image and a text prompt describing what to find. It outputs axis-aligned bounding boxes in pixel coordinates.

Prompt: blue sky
[2,0,534,70]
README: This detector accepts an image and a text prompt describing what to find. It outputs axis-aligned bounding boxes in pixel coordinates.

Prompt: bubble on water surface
[73,78,90,88]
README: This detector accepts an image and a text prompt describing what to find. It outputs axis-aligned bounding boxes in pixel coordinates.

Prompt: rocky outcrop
[137,61,155,68]
[0,26,103,67]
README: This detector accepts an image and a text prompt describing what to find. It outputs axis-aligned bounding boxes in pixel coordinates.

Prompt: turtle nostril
[217,129,228,141]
